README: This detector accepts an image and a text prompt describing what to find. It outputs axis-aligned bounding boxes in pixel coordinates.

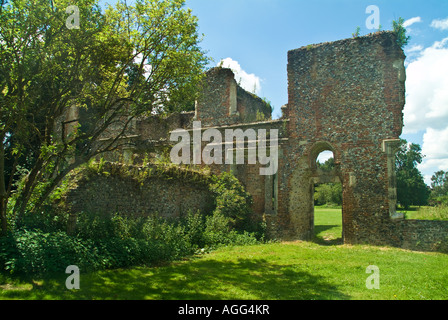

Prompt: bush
[0,230,102,275]
[75,211,148,241]
[180,210,206,248]
[0,207,263,276]
[208,172,253,231]
[93,237,165,269]
[1,172,265,276]
[202,211,258,248]
[14,207,69,233]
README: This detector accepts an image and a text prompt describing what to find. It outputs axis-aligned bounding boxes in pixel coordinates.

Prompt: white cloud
[431,17,448,31]
[406,44,423,53]
[418,127,448,177]
[317,150,333,164]
[432,37,448,49]
[403,16,422,28]
[403,37,448,134]
[404,44,424,65]
[404,37,448,182]
[218,58,261,95]
[421,128,448,164]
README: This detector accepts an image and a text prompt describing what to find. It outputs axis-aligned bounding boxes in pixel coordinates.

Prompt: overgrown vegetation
[352,26,361,38]
[392,17,410,48]
[0,171,264,277]
[349,17,409,48]
[0,0,209,235]
[404,205,448,221]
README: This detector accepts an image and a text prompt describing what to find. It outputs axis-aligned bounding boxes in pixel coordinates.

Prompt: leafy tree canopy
[395,139,430,209]
[0,0,209,234]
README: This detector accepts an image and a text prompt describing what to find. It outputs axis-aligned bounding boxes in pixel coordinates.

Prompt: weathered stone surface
[61,31,448,252]
[64,163,215,220]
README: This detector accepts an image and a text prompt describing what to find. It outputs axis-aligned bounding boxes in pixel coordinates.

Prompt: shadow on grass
[1,257,350,300]
[312,236,343,246]
[313,225,343,246]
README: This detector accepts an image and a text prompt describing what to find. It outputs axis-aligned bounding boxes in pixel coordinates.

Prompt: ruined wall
[62,31,448,253]
[195,67,271,126]
[177,118,287,221]
[63,163,215,220]
[272,31,407,243]
[397,220,448,252]
[237,86,272,122]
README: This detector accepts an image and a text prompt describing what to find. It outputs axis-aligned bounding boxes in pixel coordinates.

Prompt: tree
[431,170,448,195]
[314,183,342,206]
[315,157,341,206]
[395,139,430,209]
[317,157,335,172]
[392,17,410,48]
[0,0,209,234]
[430,170,448,204]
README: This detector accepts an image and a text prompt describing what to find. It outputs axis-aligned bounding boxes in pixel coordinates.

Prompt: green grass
[313,206,343,245]
[402,205,448,221]
[1,206,447,300]
[1,241,447,300]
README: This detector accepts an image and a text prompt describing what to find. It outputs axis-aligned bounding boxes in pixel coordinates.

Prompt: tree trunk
[13,157,44,222]
[0,139,8,236]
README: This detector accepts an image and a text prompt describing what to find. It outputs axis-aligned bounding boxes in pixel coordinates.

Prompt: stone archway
[287,141,344,241]
[309,142,344,244]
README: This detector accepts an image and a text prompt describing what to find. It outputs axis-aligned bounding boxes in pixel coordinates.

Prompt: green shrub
[180,210,206,248]
[0,230,101,275]
[1,171,265,276]
[202,211,258,248]
[14,207,69,233]
[0,209,261,276]
[208,172,253,231]
[75,212,148,241]
[93,237,165,269]
[392,17,410,48]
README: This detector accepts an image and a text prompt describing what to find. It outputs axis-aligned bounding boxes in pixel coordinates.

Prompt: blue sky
[185,0,448,184]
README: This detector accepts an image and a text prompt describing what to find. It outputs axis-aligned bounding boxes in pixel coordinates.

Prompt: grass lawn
[401,205,448,221]
[1,206,447,300]
[313,206,343,245]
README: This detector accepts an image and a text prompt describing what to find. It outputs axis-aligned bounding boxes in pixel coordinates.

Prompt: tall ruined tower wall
[273,31,407,243]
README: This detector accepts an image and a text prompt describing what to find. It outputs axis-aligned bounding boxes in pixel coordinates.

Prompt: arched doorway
[310,143,343,245]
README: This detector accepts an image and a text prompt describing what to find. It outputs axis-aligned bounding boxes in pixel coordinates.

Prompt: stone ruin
[63,31,448,252]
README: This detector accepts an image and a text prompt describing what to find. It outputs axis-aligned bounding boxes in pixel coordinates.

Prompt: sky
[184,0,448,185]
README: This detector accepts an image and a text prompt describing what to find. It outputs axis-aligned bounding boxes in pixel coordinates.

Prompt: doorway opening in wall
[313,150,343,245]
